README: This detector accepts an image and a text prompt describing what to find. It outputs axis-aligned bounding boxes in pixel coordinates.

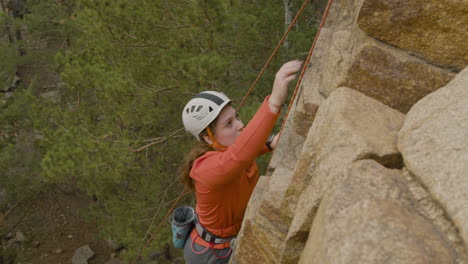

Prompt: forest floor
[1,58,120,263]
[1,185,117,264]
[1,25,186,262]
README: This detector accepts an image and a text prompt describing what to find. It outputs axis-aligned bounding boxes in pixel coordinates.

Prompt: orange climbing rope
[132,0,334,262]
[263,0,334,176]
[236,0,311,111]
[272,0,335,154]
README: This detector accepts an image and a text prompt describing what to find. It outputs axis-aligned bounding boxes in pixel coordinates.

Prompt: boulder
[358,0,468,69]
[401,167,468,260]
[1,75,20,92]
[398,67,468,246]
[300,0,456,114]
[72,245,95,264]
[287,87,404,208]
[340,43,455,113]
[281,87,405,263]
[14,231,26,242]
[299,160,456,264]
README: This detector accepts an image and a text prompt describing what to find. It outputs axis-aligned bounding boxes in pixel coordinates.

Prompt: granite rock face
[358,0,468,70]
[286,87,404,204]
[281,87,405,263]
[231,177,271,264]
[299,160,456,264]
[398,67,468,247]
[341,43,455,113]
[300,0,457,114]
[230,0,467,263]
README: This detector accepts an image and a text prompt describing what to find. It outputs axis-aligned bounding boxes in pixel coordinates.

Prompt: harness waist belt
[195,214,236,244]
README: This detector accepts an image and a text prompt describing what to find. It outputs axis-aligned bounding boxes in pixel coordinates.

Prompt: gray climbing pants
[183,236,232,264]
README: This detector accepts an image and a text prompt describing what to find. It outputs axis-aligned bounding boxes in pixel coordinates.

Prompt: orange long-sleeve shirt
[189,96,279,241]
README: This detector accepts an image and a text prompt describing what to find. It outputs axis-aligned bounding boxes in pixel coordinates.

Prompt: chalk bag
[172,206,195,248]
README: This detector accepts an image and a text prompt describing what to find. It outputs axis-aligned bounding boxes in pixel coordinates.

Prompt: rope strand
[236,0,311,111]
[265,0,335,175]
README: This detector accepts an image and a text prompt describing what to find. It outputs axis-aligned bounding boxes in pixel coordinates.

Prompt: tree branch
[106,25,168,48]
[143,128,184,142]
[110,14,191,29]
[133,128,185,152]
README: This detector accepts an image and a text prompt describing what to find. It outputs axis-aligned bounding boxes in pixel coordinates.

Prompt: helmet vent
[196,105,203,112]
[186,108,189,114]
[209,106,213,112]
[191,105,196,112]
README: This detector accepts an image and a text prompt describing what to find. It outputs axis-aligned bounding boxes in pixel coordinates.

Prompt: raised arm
[192,60,303,186]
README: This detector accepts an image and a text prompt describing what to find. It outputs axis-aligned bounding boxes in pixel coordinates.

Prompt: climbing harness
[190,235,233,259]
[132,0,335,262]
[194,213,236,244]
[190,213,236,258]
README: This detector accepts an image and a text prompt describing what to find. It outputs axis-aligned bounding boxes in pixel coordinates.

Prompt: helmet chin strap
[205,127,226,149]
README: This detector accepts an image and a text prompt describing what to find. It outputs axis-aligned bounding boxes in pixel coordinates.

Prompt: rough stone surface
[293,100,318,138]
[268,101,305,173]
[302,0,457,114]
[398,67,468,247]
[233,88,405,263]
[232,208,286,264]
[299,160,456,264]
[358,0,468,69]
[72,245,95,264]
[239,176,269,228]
[286,87,404,207]
[231,176,271,264]
[279,87,405,263]
[340,43,455,113]
[299,0,372,108]
[231,0,467,263]
[232,168,294,264]
[292,73,324,138]
[280,182,321,264]
[401,167,468,261]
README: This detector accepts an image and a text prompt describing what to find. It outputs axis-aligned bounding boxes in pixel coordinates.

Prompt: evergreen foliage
[0,0,319,261]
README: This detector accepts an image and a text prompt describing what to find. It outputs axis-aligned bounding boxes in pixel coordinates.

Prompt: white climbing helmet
[182,91,231,141]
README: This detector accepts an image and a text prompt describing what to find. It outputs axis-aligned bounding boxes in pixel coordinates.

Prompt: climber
[179,60,302,263]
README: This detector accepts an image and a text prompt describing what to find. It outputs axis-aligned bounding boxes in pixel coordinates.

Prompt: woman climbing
[180,60,303,263]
